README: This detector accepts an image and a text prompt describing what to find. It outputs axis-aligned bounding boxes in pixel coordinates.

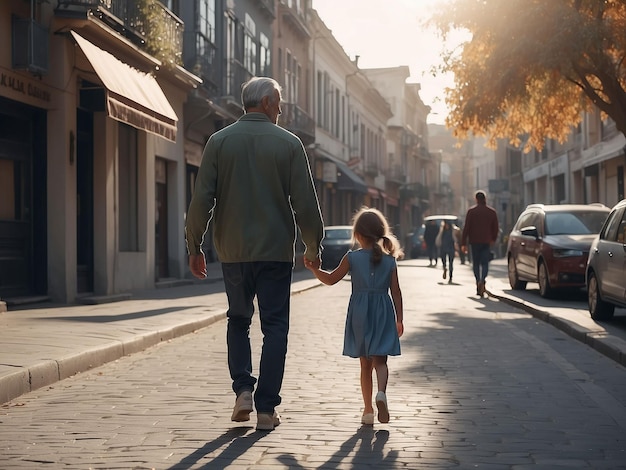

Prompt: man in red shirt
[461,191,499,297]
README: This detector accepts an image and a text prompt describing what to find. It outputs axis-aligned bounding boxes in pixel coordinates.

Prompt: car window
[528,213,541,232]
[545,211,608,235]
[515,212,533,230]
[603,208,626,243]
[325,229,352,239]
[618,213,626,244]
[601,208,623,241]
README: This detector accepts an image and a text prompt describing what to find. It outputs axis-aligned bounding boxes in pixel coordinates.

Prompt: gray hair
[241,77,282,110]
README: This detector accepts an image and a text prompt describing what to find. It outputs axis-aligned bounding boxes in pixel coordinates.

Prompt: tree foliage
[432,0,626,151]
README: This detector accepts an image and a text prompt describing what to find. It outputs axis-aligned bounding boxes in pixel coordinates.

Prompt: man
[185,77,324,431]
[461,190,499,297]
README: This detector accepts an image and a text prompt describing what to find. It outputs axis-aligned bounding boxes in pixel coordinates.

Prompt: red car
[506,203,610,298]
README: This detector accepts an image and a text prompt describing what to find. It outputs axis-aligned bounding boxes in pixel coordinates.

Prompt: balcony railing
[56,0,183,67]
[386,165,406,183]
[257,0,276,18]
[221,59,253,110]
[185,31,219,93]
[364,162,379,176]
[279,1,310,38]
[279,103,315,142]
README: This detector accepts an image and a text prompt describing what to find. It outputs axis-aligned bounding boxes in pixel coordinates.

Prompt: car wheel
[588,272,615,321]
[538,261,553,298]
[507,256,527,290]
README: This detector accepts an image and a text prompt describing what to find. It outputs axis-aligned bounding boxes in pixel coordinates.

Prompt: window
[243,14,256,75]
[603,208,625,242]
[118,123,139,252]
[316,71,323,126]
[199,0,215,42]
[259,33,270,76]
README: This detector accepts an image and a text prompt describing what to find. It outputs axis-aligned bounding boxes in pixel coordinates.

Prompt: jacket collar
[239,112,272,123]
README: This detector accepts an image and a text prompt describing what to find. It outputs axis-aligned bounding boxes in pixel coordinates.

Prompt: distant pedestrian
[437,220,461,284]
[304,207,404,425]
[423,219,439,266]
[185,77,324,431]
[461,190,499,297]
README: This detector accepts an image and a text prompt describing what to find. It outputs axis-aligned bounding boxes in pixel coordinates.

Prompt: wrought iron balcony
[279,103,315,144]
[386,165,406,184]
[400,182,429,201]
[56,0,183,67]
[257,0,276,18]
[184,31,219,93]
[219,59,253,111]
[278,1,310,38]
[364,162,379,176]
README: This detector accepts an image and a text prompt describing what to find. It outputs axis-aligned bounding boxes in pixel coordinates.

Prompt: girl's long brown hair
[352,207,403,265]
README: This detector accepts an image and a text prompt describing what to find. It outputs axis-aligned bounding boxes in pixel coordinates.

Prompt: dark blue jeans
[470,243,491,283]
[222,261,293,414]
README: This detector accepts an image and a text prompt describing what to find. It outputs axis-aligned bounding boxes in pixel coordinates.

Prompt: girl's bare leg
[359,357,374,414]
[372,356,389,392]
[373,355,390,423]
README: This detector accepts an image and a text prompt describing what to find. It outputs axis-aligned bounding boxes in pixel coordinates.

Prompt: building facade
[0,0,438,310]
[0,0,200,306]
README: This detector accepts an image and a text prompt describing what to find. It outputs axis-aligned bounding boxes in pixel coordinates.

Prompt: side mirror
[520,226,539,239]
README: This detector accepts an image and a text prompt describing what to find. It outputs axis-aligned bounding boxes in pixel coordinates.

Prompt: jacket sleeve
[461,212,471,246]
[289,141,324,261]
[491,210,500,243]
[185,137,218,255]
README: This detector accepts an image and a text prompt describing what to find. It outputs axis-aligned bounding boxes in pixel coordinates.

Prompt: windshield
[325,229,352,240]
[545,211,608,235]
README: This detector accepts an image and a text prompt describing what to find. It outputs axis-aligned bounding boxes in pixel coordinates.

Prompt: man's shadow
[167,426,268,469]
[315,426,397,469]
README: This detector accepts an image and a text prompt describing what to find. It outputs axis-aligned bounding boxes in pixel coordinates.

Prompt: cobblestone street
[2,262,626,469]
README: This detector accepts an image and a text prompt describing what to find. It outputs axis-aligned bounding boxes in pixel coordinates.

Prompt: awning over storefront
[71,31,178,142]
[314,149,367,194]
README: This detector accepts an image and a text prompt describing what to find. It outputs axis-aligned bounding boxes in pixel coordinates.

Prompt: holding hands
[304,256,321,271]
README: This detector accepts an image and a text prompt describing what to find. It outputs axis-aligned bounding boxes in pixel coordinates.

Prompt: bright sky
[312,0,459,125]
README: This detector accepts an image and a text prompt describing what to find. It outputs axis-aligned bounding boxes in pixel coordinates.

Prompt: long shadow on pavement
[166,426,268,469]
[315,427,398,469]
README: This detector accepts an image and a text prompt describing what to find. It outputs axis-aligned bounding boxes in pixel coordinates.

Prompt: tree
[433,0,626,152]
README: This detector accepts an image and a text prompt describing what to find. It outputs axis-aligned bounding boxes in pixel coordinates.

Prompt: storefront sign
[0,68,52,107]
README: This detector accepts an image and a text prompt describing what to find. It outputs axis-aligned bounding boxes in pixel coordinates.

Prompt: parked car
[586,199,626,320]
[321,225,355,270]
[506,203,610,298]
[408,225,426,258]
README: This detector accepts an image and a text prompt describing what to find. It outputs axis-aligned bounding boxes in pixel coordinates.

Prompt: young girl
[305,207,404,425]
[437,220,461,284]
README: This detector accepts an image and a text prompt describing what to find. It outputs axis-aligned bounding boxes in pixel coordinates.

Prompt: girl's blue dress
[343,249,401,358]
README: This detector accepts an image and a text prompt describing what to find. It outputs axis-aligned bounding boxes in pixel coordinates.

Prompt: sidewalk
[2,260,625,405]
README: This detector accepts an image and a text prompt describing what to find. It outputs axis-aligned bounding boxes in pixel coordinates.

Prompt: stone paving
[1,262,626,469]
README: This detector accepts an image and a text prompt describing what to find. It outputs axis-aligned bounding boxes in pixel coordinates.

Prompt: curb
[0,312,227,405]
[1,278,323,405]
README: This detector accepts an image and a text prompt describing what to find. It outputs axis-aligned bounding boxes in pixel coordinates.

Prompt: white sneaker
[256,411,281,431]
[375,391,389,423]
[231,390,253,422]
[361,413,375,425]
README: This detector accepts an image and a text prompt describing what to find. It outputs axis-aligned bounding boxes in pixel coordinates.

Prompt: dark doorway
[76,108,94,293]
[0,97,47,299]
[155,157,169,279]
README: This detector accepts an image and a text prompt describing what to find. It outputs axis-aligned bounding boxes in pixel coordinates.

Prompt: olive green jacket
[185,113,324,263]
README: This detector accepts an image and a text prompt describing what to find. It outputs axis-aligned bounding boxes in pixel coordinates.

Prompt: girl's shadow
[316,426,397,469]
